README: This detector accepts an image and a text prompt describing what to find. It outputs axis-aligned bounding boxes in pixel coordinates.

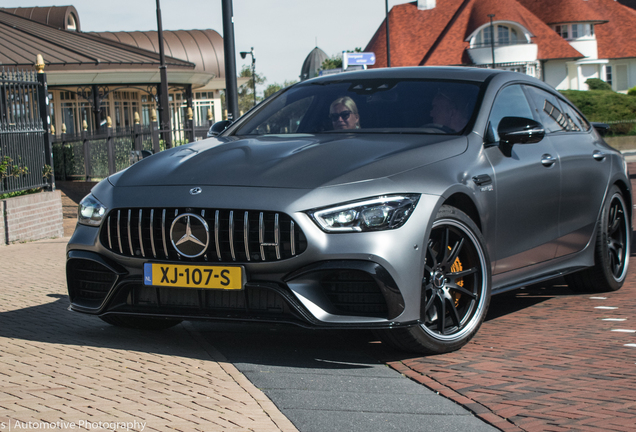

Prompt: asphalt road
[191,321,497,432]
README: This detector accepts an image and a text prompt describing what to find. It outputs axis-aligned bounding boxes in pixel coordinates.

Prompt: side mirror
[207,120,232,137]
[592,122,610,137]
[498,117,545,145]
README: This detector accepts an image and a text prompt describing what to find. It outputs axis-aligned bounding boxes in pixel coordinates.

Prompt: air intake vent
[100,208,307,263]
[67,259,118,304]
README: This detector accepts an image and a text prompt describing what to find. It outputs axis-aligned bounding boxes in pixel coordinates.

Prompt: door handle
[593,150,606,161]
[541,154,557,167]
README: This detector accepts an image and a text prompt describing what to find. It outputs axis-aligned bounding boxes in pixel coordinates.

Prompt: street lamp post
[488,14,496,69]
[156,0,171,148]
[240,48,256,107]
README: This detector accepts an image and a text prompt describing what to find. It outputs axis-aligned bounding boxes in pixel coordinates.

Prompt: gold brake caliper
[449,246,463,307]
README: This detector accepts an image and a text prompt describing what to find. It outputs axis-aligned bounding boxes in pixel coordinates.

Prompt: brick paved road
[372,165,636,432]
[0,238,297,432]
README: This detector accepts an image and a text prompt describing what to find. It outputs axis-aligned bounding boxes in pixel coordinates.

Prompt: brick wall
[2,191,64,244]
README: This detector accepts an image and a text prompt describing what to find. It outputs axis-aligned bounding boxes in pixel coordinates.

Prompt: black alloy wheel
[567,186,630,292]
[377,206,491,354]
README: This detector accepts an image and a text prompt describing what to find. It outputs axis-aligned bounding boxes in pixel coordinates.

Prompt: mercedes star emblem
[170,213,210,258]
[190,187,202,195]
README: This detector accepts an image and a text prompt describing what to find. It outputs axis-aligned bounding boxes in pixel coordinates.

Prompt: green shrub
[560,89,636,136]
[628,86,636,96]
[585,78,612,91]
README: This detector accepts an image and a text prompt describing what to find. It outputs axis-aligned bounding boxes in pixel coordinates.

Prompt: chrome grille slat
[127,209,134,255]
[290,220,295,256]
[215,210,221,261]
[150,209,156,258]
[117,210,122,254]
[138,209,145,258]
[274,213,281,260]
[259,212,265,261]
[102,207,305,262]
[107,215,112,250]
[229,210,236,261]
[244,211,250,262]
[161,209,168,259]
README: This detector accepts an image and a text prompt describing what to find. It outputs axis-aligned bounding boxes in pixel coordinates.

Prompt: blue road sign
[345,52,376,66]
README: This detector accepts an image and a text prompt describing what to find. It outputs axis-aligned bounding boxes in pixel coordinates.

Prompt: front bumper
[67,248,409,329]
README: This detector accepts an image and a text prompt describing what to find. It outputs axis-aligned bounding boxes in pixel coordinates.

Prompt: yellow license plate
[143,263,243,290]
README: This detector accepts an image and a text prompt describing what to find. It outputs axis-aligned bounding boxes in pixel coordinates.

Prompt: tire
[566,185,630,292]
[376,205,491,355]
[99,314,182,330]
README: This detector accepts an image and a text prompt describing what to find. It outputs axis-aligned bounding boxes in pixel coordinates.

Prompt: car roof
[305,66,502,84]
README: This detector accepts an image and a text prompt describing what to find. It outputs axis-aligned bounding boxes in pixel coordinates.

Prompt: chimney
[418,0,436,10]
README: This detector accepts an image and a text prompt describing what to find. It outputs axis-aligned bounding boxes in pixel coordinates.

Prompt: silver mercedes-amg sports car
[67,67,631,354]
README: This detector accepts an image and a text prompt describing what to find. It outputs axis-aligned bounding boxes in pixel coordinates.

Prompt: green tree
[263,80,298,99]
[320,48,363,71]
[238,64,266,114]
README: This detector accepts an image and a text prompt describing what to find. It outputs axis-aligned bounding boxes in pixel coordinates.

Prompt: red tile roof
[515,0,607,24]
[365,0,583,68]
[586,0,636,59]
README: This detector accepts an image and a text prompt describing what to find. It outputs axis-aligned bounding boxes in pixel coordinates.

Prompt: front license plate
[143,263,243,290]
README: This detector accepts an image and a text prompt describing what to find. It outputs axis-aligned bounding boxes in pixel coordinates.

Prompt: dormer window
[471,23,524,47]
[553,23,594,40]
[66,13,77,31]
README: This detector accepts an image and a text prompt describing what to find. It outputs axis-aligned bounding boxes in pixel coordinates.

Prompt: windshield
[233,78,482,136]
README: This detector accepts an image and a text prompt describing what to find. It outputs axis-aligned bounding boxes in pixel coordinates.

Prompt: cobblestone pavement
[0,238,297,432]
[374,164,636,432]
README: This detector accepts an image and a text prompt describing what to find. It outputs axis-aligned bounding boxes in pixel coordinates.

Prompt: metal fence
[0,69,51,194]
[52,121,211,181]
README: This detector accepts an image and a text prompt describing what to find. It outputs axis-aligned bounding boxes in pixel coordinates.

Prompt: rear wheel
[100,314,182,330]
[377,206,491,354]
[566,186,630,292]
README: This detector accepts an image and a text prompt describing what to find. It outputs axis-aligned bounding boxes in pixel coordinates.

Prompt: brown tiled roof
[515,0,607,24]
[365,0,466,68]
[365,0,583,68]
[587,0,636,59]
[0,9,193,71]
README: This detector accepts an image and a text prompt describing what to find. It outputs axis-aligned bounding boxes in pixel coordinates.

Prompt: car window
[524,86,571,133]
[559,99,590,131]
[248,96,314,135]
[488,84,534,140]
[233,79,482,135]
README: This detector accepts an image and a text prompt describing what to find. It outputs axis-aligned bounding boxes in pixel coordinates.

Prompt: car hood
[110,134,467,189]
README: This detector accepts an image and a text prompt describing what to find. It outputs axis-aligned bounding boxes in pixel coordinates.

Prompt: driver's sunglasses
[330,110,351,122]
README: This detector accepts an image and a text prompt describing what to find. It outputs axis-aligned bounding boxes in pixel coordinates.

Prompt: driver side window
[488,85,534,141]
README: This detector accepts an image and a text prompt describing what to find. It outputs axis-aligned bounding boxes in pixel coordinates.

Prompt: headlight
[78,194,108,226]
[308,194,420,232]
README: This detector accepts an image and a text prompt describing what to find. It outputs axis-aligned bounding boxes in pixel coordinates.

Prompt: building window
[66,13,77,31]
[554,25,568,39]
[606,65,613,87]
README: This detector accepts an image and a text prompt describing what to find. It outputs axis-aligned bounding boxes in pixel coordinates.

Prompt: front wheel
[377,206,491,355]
[566,186,630,292]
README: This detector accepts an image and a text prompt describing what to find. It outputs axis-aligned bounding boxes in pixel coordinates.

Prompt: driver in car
[329,97,361,130]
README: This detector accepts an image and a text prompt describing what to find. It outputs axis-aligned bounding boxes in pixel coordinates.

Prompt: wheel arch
[613,179,632,227]
[442,192,482,232]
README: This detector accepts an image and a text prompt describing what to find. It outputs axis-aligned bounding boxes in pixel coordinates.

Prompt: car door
[524,85,611,257]
[484,84,561,274]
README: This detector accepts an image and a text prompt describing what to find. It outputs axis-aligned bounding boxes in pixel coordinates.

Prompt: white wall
[544,60,569,90]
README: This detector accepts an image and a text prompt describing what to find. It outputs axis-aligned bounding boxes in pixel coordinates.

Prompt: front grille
[67,259,118,304]
[100,208,307,262]
[320,270,388,317]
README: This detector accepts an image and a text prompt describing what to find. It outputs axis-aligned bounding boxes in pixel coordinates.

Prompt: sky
[1,0,413,93]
